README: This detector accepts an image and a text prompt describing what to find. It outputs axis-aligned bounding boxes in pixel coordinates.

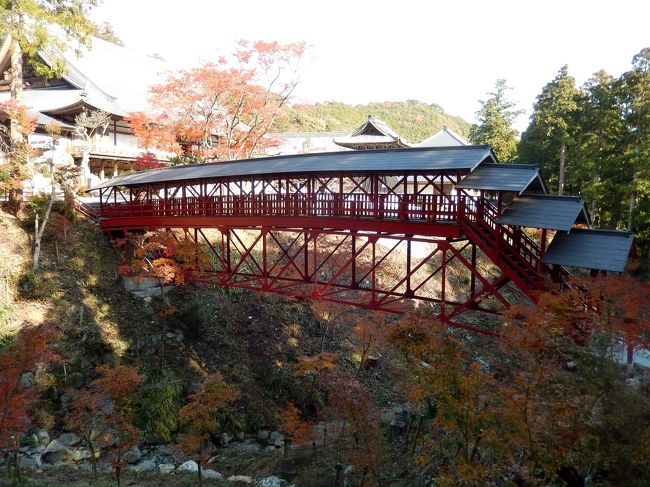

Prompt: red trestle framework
[95,171,568,335]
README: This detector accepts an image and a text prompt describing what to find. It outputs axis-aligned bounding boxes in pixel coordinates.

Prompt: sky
[91,0,649,134]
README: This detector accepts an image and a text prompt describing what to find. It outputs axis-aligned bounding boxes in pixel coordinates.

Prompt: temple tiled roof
[416,127,469,147]
[334,115,411,149]
[0,36,169,118]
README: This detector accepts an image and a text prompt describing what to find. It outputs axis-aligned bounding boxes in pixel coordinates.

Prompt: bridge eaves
[89,146,495,190]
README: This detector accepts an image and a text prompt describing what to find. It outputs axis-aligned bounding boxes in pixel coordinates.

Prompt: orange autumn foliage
[0,325,59,446]
[178,372,239,459]
[280,402,313,445]
[294,352,339,377]
[65,364,144,482]
[127,40,305,162]
[131,230,211,285]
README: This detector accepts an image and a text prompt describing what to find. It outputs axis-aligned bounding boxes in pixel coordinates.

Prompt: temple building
[0,36,173,188]
[416,126,469,147]
[333,115,411,150]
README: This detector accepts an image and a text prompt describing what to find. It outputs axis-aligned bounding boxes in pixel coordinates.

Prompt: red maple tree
[177,372,239,487]
[0,325,59,482]
[127,40,305,162]
[65,364,144,485]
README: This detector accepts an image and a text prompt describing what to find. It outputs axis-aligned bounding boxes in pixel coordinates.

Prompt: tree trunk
[628,171,638,232]
[7,3,24,214]
[197,460,203,487]
[89,443,98,480]
[558,140,566,195]
[80,148,91,188]
[158,283,167,374]
[33,160,55,271]
[11,436,21,485]
[9,24,24,147]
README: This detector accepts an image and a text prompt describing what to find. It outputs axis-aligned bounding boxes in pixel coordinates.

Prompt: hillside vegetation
[272,100,471,143]
[2,203,650,487]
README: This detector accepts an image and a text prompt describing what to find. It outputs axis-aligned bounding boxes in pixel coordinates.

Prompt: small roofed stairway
[454,161,635,304]
[460,195,546,297]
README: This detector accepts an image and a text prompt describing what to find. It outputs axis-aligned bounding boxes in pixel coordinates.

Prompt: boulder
[218,432,232,446]
[235,431,245,441]
[233,443,261,453]
[56,433,81,447]
[379,411,394,426]
[20,372,35,388]
[155,444,174,456]
[42,440,74,464]
[202,469,223,480]
[122,445,142,464]
[70,448,92,462]
[35,429,50,446]
[159,463,175,474]
[19,456,40,469]
[178,460,199,473]
[269,431,284,447]
[99,398,114,415]
[131,459,157,473]
[256,430,270,443]
[256,476,289,487]
[228,475,255,484]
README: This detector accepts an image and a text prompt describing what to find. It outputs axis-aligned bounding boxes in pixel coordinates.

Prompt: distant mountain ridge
[272,100,471,144]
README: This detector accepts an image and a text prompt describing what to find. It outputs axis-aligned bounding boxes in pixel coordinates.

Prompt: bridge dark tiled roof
[456,163,545,194]
[542,229,634,273]
[498,195,590,231]
[90,146,495,190]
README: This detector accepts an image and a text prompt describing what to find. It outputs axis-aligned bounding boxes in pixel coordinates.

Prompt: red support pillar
[470,242,477,296]
[262,228,268,289]
[351,232,357,289]
[440,244,447,319]
[539,228,547,271]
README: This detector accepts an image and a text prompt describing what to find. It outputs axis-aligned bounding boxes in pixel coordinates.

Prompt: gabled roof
[334,115,411,149]
[498,195,590,231]
[542,229,633,272]
[456,163,546,194]
[90,146,496,190]
[0,36,169,117]
[416,127,469,147]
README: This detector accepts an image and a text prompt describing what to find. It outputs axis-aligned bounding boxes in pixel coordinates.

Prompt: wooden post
[539,228,547,270]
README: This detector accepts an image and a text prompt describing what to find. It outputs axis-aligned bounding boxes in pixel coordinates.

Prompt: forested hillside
[272,100,471,143]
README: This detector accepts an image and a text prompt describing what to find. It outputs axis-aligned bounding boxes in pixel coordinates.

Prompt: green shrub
[134,371,182,442]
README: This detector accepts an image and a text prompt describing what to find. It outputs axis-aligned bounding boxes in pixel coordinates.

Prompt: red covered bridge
[88,146,634,333]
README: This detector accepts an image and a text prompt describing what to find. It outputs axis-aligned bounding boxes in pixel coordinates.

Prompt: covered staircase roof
[542,229,634,273]
[498,195,590,231]
[456,163,546,194]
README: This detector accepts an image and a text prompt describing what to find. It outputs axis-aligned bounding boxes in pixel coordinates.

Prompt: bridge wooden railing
[99,192,460,224]
[460,195,571,289]
[98,190,571,294]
